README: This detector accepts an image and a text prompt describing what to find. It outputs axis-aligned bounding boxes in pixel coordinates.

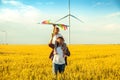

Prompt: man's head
[56,37,64,44]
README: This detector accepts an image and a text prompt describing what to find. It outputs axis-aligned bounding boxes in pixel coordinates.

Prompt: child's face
[54,28,59,34]
[56,38,64,44]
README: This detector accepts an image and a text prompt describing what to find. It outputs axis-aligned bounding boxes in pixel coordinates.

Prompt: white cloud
[106,12,120,18]
[93,2,104,7]
[1,0,22,6]
[93,1,111,7]
[46,2,54,5]
[96,2,103,6]
[104,24,118,30]
[0,0,42,24]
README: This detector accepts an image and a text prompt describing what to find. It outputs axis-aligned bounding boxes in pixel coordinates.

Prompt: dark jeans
[53,63,65,75]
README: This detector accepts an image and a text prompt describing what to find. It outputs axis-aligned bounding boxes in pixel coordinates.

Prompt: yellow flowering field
[0,44,120,80]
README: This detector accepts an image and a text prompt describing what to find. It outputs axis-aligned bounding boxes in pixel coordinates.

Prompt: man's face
[56,38,63,44]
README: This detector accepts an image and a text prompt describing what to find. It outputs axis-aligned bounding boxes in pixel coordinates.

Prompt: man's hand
[53,49,57,55]
[63,55,67,58]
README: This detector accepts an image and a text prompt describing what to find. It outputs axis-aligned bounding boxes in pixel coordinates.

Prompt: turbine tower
[1,31,7,45]
[56,0,83,44]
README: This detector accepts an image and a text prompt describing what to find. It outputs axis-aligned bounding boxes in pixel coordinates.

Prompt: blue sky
[0,0,120,44]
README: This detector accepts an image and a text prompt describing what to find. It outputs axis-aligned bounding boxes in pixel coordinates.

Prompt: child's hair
[53,26,59,33]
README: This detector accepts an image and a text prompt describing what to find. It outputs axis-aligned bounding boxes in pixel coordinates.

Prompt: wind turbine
[1,30,8,45]
[56,0,83,44]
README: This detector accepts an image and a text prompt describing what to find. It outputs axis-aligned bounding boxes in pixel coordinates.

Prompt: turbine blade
[70,14,84,23]
[56,14,69,22]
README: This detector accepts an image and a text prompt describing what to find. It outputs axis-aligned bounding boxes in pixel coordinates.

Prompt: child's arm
[48,26,55,48]
[49,25,56,44]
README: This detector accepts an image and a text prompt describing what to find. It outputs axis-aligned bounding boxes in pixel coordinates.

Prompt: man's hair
[57,37,64,41]
[55,37,65,47]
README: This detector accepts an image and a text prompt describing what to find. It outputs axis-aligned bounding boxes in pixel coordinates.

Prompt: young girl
[50,25,63,44]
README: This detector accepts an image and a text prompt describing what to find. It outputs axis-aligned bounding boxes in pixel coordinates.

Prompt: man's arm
[63,43,70,57]
[48,42,54,49]
[66,47,70,56]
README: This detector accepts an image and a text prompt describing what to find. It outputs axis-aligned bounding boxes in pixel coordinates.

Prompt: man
[48,25,70,65]
[50,37,70,75]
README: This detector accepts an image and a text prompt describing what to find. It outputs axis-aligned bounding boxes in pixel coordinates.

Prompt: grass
[0,44,120,80]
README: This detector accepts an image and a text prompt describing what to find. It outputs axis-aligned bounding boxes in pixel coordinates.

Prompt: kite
[42,20,51,24]
[41,20,69,30]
